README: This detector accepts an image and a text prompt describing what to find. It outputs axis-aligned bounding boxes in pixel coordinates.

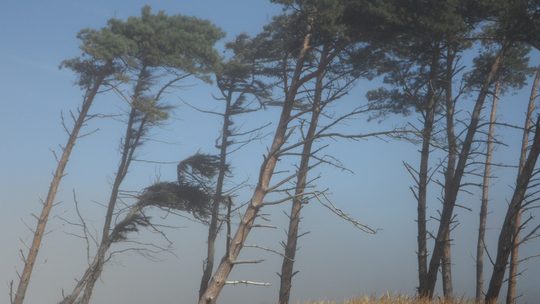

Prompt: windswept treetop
[62,5,226,89]
[108,6,226,74]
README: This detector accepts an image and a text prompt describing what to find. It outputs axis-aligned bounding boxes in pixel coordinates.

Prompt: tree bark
[485,114,540,303]
[476,74,501,301]
[505,65,540,304]
[424,43,510,298]
[416,44,441,297]
[199,89,232,300]
[442,43,458,299]
[61,70,148,304]
[199,34,348,304]
[12,61,112,304]
[278,71,324,304]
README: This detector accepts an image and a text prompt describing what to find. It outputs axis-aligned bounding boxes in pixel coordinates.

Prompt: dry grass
[300,294,488,304]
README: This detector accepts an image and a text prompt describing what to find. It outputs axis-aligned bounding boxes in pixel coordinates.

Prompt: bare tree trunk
[199,90,232,300]
[199,34,348,304]
[415,45,441,297]
[61,74,148,304]
[424,44,510,298]
[416,104,435,295]
[442,43,457,299]
[278,72,323,304]
[476,74,501,301]
[12,62,112,304]
[505,65,540,304]
[80,109,145,304]
[485,115,540,303]
[441,230,453,297]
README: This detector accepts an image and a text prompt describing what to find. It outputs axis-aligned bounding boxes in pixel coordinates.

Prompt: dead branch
[244,244,294,261]
[312,191,378,234]
[225,280,271,286]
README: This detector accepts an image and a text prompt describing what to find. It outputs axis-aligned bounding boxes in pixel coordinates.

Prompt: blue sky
[1,1,540,304]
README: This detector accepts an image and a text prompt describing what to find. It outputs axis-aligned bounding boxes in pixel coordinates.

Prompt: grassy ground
[301,294,488,304]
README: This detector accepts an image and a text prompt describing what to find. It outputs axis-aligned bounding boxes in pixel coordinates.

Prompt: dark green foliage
[76,27,137,61]
[364,48,445,122]
[136,181,212,219]
[111,214,151,243]
[124,152,227,221]
[465,43,535,94]
[177,153,226,183]
[218,33,276,108]
[108,6,225,79]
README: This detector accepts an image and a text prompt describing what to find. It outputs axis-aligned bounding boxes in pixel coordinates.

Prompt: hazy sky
[1,1,539,304]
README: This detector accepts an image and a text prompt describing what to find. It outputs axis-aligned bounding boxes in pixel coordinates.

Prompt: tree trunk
[505,65,540,304]
[476,74,501,301]
[199,35,347,304]
[485,115,540,302]
[278,72,323,304]
[61,79,147,304]
[12,61,112,304]
[424,44,510,298]
[199,90,232,300]
[441,43,457,299]
[441,229,453,297]
[416,45,441,297]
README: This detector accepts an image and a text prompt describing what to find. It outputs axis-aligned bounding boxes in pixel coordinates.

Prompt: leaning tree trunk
[278,72,323,304]
[199,35,348,304]
[476,74,502,301]
[80,108,145,304]
[198,33,313,304]
[60,86,147,304]
[424,44,510,299]
[505,65,540,304]
[485,115,540,303]
[12,61,112,304]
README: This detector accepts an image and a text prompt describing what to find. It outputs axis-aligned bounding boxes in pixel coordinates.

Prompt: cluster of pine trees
[8,1,540,304]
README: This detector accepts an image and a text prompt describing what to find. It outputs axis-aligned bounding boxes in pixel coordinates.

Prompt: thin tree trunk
[278,72,323,304]
[442,43,457,298]
[416,45,440,297]
[199,90,233,300]
[425,43,510,298]
[505,65,540,304]
[476,74,502,301]
[12,61,112,304]
[61,72,148,304]
[199,35,347,304]
[485,115,540,303]
[79,107,145,304]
